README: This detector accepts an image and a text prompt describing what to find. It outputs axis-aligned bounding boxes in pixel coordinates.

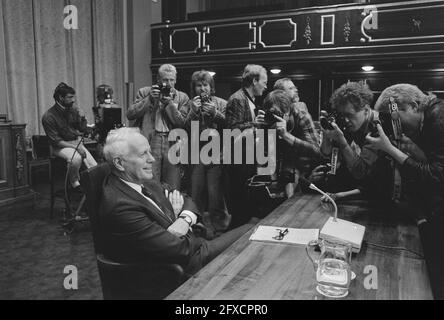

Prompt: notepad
[249,225,319,245]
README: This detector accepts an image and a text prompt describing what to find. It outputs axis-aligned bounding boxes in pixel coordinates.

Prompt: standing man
[273,78,308,113]
[225,64,268,228]
[186,70,229,234]
[127,64,189,190]
[42,83,97,192]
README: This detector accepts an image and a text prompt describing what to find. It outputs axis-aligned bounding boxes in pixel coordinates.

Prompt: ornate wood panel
[151,1,444,66]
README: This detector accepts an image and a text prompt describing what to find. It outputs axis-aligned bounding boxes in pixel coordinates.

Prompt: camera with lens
[368,112,395,138]
[264,107,284,126]
[200,93,211,104]
[319,110,347,132]
[152,82,171,97]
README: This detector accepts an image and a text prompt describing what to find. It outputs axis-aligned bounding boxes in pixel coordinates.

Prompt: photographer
[366,83,444,299]
[258,89,322,198]
[225,64,268,228]
[42,83,97,192]
[127,64,190,189]
[186,70,229,235]
[319,82,392,202]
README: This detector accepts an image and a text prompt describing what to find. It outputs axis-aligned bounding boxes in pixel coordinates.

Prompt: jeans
[150,132,181,190]
[190,163,228,230]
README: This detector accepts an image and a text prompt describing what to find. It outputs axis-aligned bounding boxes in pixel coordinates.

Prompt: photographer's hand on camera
[150,86,161,100]
[202,100,216,117]
[254,110,266,128]
[191,96,202,113]
[365,123,393,153]
[309,165,329,185]
[322,122,348,148]
[273,114,287,137]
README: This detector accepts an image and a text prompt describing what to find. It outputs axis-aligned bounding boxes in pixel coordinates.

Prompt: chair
[80,163,185,300]
[29,135,68,218]
[29,135,52,187]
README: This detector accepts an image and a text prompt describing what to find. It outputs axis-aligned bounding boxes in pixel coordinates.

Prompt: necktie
[141,186,165,214]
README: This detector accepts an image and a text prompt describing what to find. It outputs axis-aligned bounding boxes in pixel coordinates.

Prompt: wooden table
[167,193,433,300]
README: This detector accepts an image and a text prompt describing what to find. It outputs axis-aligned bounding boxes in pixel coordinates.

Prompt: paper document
[249,225,319,245]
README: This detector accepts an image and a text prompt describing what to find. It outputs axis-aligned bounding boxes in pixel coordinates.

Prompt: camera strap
[389,97,403,201]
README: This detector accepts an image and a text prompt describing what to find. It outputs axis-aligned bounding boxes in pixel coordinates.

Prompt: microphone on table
[298,177,338,222]
[298,177,365,253]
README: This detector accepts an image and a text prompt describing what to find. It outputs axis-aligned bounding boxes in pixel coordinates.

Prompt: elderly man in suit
[100,127,254,276]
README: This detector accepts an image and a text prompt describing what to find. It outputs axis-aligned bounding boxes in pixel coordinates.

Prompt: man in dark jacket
[367,83,444,299]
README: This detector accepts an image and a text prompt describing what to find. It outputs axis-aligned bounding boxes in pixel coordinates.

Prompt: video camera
[152,82,171,97]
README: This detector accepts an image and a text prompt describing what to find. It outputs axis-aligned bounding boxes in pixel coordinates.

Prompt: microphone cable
[63,135,85,220]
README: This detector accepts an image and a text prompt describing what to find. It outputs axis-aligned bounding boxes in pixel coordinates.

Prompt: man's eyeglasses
[273,228,289,241]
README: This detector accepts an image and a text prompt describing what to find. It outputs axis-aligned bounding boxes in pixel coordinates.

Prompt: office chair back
[80,164,184,300]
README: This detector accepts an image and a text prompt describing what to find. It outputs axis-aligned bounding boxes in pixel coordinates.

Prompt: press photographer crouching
[319,81,393,203]
[366,84,444,299]
[258,89,322,198]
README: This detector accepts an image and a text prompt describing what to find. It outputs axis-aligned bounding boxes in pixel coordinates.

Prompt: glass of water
[315,240,352,298]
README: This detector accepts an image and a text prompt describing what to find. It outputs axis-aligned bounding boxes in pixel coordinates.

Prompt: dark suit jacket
[99,173,208,274]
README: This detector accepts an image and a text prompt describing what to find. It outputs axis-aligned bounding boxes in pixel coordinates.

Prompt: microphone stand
[61,134,89,235]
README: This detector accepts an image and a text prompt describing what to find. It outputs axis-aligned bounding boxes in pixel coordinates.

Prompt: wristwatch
[180,214,193,226]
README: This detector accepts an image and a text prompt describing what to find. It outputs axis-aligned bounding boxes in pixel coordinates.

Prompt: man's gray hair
[242,64,267,87]
[375,83,432,113]
[273,78,294,91]
[103,127,144,164]
[158,64,177,77]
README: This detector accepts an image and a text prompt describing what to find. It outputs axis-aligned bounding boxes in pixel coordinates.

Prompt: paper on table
[249,225,319,245]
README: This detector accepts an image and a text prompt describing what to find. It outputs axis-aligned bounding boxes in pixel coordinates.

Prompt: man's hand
[399,134,427,161]
[273,114,287,137]
[202,101,216,117]
[160,95,174,107]
[255,110,266,127]
[75,145,87,159]
[308,165,328,185]
[322,122,347,146]
[191,96,202,113]
[365,123,393,153]
[165,189,184,218]
[167,218,189,237]
[150,86,161,99]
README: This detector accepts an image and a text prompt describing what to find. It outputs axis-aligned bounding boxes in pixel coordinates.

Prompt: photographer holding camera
[366,83,444,299]
[319,82,392,202]
[258,89,322,198]
[127,64,190,190]
[185,70,230,235]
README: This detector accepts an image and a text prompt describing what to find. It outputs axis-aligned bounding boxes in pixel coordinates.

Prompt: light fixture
[270,68,282,75]
[362,65,374,72]
[209,71,216,77]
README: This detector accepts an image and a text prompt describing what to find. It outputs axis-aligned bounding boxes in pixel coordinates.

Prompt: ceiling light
[362,65,374,72]
[270,68,282,75]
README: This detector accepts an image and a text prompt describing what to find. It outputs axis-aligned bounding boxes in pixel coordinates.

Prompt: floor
[0,170,102,300]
